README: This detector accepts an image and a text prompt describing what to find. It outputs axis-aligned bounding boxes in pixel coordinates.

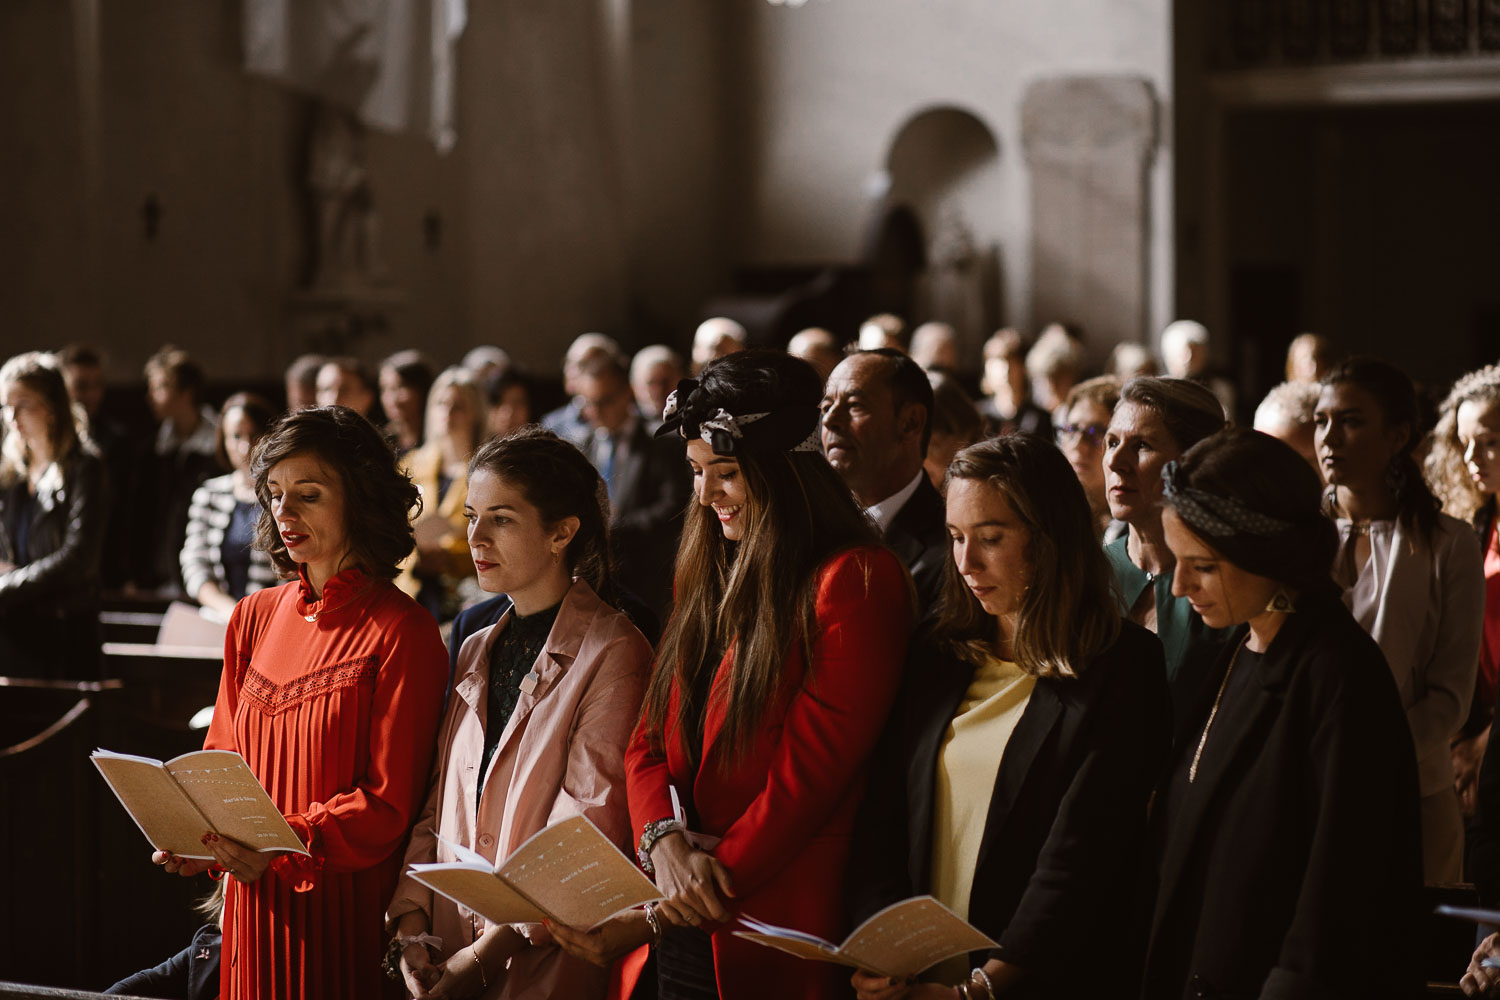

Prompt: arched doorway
[872,106,1003,363]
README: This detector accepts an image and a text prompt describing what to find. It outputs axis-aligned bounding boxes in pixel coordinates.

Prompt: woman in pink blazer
[386,426,653,998]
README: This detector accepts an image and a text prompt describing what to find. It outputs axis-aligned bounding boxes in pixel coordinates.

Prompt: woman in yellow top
[398,366,486,621]
[846,434,1170,1000]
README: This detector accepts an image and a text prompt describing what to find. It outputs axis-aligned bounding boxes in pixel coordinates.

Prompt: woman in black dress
[1142,427,1422,1000]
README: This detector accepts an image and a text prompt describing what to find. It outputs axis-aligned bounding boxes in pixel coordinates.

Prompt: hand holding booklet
[406,814,662,931]
[734,895,998,980]
[92,748,308,860]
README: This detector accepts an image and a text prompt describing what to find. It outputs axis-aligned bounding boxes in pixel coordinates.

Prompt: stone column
[1021,76,1158,358]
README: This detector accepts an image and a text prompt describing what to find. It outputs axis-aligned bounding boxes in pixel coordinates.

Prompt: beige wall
[0,0,1169,382]
[0,0,735,382]
[733,0,1174,351]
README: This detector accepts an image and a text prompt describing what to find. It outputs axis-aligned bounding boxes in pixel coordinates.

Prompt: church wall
[732,0,1174,350]
[0,0,735,381]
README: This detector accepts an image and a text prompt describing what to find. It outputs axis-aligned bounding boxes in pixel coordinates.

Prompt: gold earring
[1265,589,1295,613]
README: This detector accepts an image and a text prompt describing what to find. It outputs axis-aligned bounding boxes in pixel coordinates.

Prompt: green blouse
[1104,532,1231,720]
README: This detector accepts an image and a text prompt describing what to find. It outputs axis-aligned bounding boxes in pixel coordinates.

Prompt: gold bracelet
[644,903,664,947]
[969,967,996,1000]
[470,946,487,990]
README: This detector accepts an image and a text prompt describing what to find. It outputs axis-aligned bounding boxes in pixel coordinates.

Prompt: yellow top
[928,654,1035,983]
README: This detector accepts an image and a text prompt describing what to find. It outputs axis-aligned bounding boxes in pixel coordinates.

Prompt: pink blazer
[388,579,652,999]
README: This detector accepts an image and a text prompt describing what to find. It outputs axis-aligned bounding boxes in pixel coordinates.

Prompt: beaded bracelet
[636,818,684,877]
[380,933,443,982]
[968,967,996,1000]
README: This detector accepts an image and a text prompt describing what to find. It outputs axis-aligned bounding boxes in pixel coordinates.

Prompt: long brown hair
[1321,357,1441,543]
[0,351,90,486]
[934,436,1119,679]
[642,351,884,763]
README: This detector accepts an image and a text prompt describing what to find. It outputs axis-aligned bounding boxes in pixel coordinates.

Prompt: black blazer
[884,474,948,621]
[0,449,107,617]
[849,620,1169,997]
[105,923,221,1000]
[1141,591,1422,1000]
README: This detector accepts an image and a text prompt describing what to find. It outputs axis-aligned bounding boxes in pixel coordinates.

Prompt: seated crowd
[8,317,1500,1000]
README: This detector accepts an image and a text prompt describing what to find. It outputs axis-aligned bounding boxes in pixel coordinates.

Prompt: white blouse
[1337,513,1484,796]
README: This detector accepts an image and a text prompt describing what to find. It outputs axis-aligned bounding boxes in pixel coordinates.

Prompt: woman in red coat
[551,349,915,999]
[153,405,448,1000]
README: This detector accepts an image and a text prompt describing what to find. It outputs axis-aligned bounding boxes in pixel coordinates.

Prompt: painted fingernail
[200,834,211,845]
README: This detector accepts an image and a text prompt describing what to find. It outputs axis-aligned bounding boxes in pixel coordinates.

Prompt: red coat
[620,545,914,1000]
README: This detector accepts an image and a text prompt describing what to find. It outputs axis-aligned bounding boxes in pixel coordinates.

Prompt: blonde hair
[423,366,487,451]
[1426,363,1500,523]
[1025,324,1084,380]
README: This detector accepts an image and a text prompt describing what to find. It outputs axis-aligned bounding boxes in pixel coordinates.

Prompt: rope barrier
[0,697,91,758]
[0,677,124,692]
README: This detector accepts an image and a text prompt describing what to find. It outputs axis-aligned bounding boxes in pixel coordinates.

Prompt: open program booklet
[406,814,662,931]
[92,748,308,860]
[734,895,998,980]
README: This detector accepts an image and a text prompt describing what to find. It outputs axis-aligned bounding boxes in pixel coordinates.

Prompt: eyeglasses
[1056,423,1106,447]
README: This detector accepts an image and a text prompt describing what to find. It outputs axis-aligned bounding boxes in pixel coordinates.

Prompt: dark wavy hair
[466,426,614,600]
[643,350,890,763]
[1321,357,1441,543]
[934,435,1120,679]
[1165,428,1338,595]
[213,392,278,472]
[250,405,420,579]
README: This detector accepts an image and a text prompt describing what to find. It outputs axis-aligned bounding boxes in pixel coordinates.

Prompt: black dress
[1142,590,1423,1000]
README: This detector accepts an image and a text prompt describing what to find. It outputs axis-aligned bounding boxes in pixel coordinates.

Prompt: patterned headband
[1161,460,1293,538]
[656,378,822,455]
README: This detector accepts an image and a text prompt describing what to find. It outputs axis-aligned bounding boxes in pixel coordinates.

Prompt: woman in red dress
[153,404,449,1000]
[551,349,915,999]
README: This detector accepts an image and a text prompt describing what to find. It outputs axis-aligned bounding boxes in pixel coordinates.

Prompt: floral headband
[656,378,822,455]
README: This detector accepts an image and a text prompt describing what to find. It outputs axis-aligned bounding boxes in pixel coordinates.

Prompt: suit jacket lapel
[609,424,648,509]
[907,652,976,891]
[694,649,736,806]
[971,680,1064,875]
[484,583,597,778]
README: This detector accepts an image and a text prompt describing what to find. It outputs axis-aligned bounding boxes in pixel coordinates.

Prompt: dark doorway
[1223,100,1500,406]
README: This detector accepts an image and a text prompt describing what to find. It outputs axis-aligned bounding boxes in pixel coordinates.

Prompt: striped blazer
[179,473,280,601]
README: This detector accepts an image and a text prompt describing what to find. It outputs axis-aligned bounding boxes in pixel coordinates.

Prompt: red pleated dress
[204,567,448,1000]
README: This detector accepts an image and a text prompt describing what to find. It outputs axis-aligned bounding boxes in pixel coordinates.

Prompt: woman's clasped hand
[649,831,736,926]
[400,943,501,999]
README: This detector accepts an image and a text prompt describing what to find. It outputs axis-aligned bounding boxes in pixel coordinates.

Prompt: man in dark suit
[821,348,947,618]
[572,354,690,624]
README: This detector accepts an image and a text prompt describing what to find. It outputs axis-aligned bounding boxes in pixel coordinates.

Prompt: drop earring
[1264,589,1295,614]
